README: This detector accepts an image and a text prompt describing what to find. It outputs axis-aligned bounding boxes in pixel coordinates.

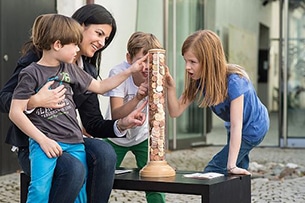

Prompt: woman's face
[183,50,201,80]
[79,24,112,57]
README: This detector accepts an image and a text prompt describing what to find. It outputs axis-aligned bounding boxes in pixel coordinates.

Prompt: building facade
[1,0,304,174]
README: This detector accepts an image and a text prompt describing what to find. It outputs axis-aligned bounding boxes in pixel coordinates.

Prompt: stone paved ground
[1,146,305,202]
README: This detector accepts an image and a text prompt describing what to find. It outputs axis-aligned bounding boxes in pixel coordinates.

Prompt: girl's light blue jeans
[27,139,87,203]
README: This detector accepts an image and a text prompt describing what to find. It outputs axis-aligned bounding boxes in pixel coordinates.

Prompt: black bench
[20,169,251,203]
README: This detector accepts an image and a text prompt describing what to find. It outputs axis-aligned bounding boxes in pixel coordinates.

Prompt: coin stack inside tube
[148,49,166,162]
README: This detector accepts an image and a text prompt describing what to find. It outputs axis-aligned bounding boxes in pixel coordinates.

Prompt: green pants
[105,139,166,203]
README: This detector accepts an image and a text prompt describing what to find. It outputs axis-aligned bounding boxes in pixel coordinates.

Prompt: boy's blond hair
[32,14,83,51]
[127,32,162,59]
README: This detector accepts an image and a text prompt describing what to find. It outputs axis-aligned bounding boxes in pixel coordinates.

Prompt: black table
[21,169,251,203]
[113,169,251,203]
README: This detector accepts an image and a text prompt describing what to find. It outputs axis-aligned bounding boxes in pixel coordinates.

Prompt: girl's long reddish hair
[181,30,249,107]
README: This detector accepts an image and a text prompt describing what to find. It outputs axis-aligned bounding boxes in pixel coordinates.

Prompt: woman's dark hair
[22,4,117,73]
[72,4,117,69]
[21,40,41,58]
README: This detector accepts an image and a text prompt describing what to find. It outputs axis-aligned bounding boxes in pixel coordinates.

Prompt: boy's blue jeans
[204,133,265,175]
[18,138,116,203]
[27,139,87,203]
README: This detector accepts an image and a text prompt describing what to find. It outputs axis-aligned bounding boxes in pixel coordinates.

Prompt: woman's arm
[27,81,66,109]
[227,95,250,175]
[77,93,117,138]
[0,64,25,113]
[116,100,147,130]
[9,99,62,158]
[78,92,148,138]
[0,50,40,113]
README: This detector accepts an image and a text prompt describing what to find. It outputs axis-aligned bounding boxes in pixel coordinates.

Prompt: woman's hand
[82,128,93,138]
[28,81,67,109]
[117,100,147,130]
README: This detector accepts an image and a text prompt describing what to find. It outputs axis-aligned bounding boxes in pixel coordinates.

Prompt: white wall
[206,0,274,109]
[214,0,259,85]
[57,0,138,114]
[57,0,84,16]
[136,0,164,44]
[95,0,138,114]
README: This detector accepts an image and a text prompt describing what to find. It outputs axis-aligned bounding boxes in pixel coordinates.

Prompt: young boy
[9,14,147,203]
[105,31,166,203]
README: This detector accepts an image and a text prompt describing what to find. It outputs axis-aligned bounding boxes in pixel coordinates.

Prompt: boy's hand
[135,81,148,101]
[39,137,63,158]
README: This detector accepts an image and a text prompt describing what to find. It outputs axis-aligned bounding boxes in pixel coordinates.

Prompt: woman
[0,4,144,203]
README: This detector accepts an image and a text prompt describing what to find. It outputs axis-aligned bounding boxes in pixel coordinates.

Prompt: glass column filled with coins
[140,49,175,178]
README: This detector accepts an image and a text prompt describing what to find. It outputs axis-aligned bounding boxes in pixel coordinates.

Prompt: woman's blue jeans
[204,133,265,175]
[84,138,117,203]
[18,137,116,203]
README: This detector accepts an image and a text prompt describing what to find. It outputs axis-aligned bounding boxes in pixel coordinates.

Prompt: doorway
[258,23,279,147]
[0,0,56,175]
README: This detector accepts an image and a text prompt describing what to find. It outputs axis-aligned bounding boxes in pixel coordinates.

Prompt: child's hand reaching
[164,66,176,89]
[136,81,148,101]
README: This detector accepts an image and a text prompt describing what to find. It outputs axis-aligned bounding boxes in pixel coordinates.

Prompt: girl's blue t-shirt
[209,74,269,142]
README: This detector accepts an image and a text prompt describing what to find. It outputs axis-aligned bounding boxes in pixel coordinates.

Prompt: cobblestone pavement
[1,146,305,202]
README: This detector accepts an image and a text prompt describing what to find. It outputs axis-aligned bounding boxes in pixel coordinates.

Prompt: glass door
[165,0,209,150]
[280,0,305,147]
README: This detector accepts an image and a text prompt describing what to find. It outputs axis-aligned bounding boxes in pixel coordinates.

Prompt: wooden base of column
[140,160,176,178]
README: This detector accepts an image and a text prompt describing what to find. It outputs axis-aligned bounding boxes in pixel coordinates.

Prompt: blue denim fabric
[27,139,87,203]
[18,138,116,203]
[49,153,86,203]
[18,148,86,203]
[84,138,117,203]
[204,132,265,175]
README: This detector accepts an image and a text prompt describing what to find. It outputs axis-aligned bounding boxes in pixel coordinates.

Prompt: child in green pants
[105,31,165,203]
